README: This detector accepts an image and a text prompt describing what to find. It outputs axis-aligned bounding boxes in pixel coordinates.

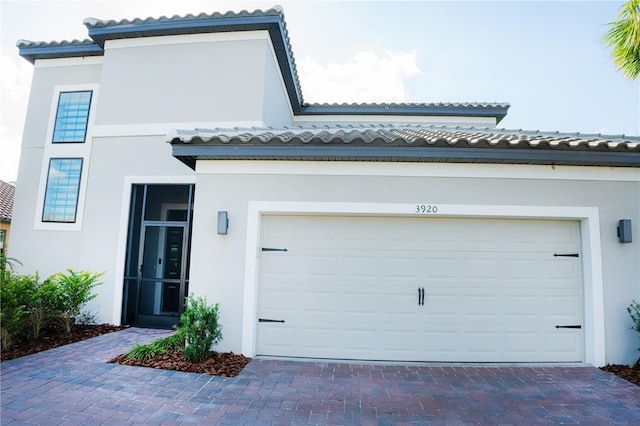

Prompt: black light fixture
[217,211,229,235]
[617,219,632,243]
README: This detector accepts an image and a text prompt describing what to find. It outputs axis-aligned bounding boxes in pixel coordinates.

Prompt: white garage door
[257,216,583,362]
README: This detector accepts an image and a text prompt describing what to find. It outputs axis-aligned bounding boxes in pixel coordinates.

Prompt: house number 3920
[415,204,438,213]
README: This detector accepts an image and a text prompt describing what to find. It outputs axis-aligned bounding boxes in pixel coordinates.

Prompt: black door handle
[418,287,425,306]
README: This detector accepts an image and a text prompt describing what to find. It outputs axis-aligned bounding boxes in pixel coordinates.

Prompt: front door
[137,223,187,327]
[121,184,194,329]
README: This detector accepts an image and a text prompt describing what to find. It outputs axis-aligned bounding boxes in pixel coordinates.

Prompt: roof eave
[299,105,509,123]
[171,144,640,169]
[18,43,104,64]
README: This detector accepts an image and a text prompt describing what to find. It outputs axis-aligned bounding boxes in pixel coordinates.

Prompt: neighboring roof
[0,181,15,223]
[167,125,640,169]
[16,7,510,123]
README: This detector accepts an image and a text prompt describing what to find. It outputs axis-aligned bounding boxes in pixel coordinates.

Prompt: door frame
[112,176,196,327]
[241,201,605,366]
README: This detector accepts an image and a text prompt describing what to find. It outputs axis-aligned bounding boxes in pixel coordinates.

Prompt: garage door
[257,215,583,362]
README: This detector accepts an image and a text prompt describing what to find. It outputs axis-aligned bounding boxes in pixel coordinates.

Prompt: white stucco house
[11,7,640,367]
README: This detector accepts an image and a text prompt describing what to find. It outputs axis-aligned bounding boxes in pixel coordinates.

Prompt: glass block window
[42,158,83,223]
[52,91,92,143]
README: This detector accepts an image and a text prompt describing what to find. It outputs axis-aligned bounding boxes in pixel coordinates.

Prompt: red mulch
[600,364,640,387]
[0,324,126,361]
[108,349,251,377]
[0,323,250,377]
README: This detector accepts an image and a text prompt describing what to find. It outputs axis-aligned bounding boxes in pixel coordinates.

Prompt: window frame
[41,158,84,223]
[51,90,93,144]
[34,84,98,231]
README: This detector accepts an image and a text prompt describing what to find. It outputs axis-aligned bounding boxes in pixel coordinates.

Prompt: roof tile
[0,181,15,222]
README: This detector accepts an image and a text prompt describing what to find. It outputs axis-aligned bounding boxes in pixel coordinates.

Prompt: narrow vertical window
[42,158,83,223]
[52,91,92,143]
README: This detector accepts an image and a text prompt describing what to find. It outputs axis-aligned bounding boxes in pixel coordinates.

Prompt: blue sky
[1,1,638,182]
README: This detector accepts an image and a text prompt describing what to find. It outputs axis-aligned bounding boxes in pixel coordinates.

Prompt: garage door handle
[259,318,286,323]
[418,287,425,306]
[555,325,582,329]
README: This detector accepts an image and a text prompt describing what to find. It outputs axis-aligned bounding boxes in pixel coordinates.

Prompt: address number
[415,204,438,214]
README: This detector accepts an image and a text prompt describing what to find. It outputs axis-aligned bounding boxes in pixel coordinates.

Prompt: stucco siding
[21,62,102,149]
[261,46,294,127]
[97,34,276,127]
[11,134,194,323]
[187,161,639,365]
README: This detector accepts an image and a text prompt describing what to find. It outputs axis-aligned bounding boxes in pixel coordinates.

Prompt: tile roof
[16,7,509,122]
[0,180,15,223]
[167,125,640,169]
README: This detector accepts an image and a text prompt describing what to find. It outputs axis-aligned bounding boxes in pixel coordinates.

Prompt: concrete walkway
[1,328,639,425]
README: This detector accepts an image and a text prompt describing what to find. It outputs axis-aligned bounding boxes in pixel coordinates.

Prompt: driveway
[1,327,639,425]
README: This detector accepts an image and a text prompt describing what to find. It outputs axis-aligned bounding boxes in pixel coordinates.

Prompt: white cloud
[0,54,32,182]
[298,50,421,104]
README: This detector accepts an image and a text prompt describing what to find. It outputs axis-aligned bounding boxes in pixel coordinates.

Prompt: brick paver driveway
[2,327,639,425]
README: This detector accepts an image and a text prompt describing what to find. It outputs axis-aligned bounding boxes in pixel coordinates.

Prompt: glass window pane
[42,158,83,223]
[52,91,92,143]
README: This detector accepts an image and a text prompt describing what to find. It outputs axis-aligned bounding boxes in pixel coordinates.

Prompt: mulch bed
[600,364,640,387]
[0,324,126,362]
[108,349,251,377]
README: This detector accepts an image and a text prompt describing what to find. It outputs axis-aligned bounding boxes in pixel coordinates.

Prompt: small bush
[128,341,165,362]
[26,275,63,340]
[629,300,640,349]
[50,269,104,334]
[75,310,99,326]
[158,330,186,351]
[0,273,27,350]
[179,295,222,363]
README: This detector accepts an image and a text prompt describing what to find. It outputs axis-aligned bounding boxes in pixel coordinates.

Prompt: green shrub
[179,295,222,363]
[50,269,104,334]
[127,331,185,362]
[0,273,27,350]
[158,329,186,351]
[128,341,165,362]
[0,254,21,276]
[25,275,63,340]
[629,300,640,350]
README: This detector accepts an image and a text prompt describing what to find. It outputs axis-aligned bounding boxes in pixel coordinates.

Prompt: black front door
[122,184,194,329]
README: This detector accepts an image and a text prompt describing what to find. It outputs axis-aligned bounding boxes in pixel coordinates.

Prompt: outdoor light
[217,211,229,235]
[617,219,632,243]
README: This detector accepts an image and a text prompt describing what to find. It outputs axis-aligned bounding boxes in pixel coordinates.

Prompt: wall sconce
[217,211,229,235]
[617,219,632,243]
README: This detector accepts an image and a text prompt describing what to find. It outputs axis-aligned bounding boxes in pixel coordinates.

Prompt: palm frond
[603,0,640,80]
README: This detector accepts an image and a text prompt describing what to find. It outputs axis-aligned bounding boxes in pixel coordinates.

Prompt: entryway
[121,184,194,328]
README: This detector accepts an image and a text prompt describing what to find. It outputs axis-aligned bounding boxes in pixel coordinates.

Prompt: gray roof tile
[0,180,15,222]
[167,125,640,168]
[167,124,640,149]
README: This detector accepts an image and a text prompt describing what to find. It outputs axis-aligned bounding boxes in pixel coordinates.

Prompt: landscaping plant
[0,273,27,350]
[180,295,222,363]
[127,329,186,362]
[50,269,104,334]
[24,274,62,340]
[629,300,640,368]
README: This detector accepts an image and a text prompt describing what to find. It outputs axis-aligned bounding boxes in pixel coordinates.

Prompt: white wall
[188,161,639,366]
[97,32,293,128]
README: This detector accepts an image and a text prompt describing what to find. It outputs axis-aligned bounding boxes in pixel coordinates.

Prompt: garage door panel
[257,216,583,362]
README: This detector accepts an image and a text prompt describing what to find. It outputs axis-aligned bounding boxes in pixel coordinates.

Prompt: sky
[1,0,639,182]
